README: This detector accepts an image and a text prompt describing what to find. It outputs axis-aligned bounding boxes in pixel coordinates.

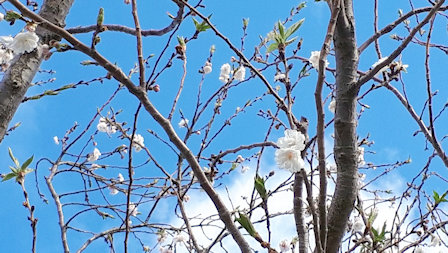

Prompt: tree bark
[326,0,359,252]
[0,0,75,143]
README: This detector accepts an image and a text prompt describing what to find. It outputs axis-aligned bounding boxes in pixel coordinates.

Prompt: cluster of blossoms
[203,61,212,74]
[0,27,40,70]
[219,63,246,83]
[87,147,101,162]
[371,57,408,76]
[219,63,231,83]
[96,117,117,134]
[132,134,145,152]
[275,129,306,173]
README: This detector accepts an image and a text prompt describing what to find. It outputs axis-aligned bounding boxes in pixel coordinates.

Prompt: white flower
[132,134,145,152]
[415,246,425,253]
[53,136,59,145]
[279,240,290,252]
[9,31,39,55]
[236,155,245,163]
[97,117,117,134]
[352,217,365,233]
[274,72,285,82]
[87,148,101,162]
[309,51,329,71]
[275,148,304,173]
[203,61,212,74]
[429,235,440,247]
[371,57,389,74]
[219,63,231,83]
[0,13,4,22]
[277,129,306,151]
[396,61,408,73]
[109,186,118,195]
[90,163,101,170]
[241,166,250,173]
[159,247,173,253]
[328,98,336,114]
[173,233,186,244]
[118,173,124,182]
[129,202,138,216]
[143,245,150,252]
[357,146,365,166]
[0,35,13,46]
[178,118,189,128]
[234,66,246,81]
[275,129,306,173]
[183,195,190,202]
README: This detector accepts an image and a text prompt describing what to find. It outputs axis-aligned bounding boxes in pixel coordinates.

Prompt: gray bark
[326,0,360,252]
[0,0,75,143]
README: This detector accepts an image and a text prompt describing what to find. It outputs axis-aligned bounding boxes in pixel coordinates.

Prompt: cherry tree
[0,0,447,252]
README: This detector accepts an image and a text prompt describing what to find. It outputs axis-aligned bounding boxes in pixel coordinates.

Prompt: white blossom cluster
[275,129,306,173]
[371,57,409,76]
[219,63,246,83]
[0,31,40,71]
[132,134,145,152]
[96,117,117,134]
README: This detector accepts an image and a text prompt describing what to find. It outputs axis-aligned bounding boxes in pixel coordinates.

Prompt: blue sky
[1,0,447,252]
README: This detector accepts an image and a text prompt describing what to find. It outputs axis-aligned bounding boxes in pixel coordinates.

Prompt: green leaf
[267,42,279,53]
[254,175,267,200]
[4,11,22,22]
[21,155,34,171]
[177,36,185,46]
[8,147,20,168]
[193,17,199,27]
[235,213,257,237]
[284,37,298,47]
[433,190,448,204]
[285,19,305,39]
[192,15,212,32]
[2,172,17,182]
[9,166,18,173]
[277,21,285,38]
[230,163,238,171]
[373,222,387,243]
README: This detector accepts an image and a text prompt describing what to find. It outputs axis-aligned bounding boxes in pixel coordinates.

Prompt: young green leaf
[8,147,20,168]
[433,190,448,204]
[254,175,267,200]
[284,19,305,39]
[1,172,17,182]
[267,42,279,53]
[21,155,34,171]
[278,21,285,38]
[236,213,257,237]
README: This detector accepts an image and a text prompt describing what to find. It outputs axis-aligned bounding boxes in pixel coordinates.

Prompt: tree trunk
[326,0,359,252]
